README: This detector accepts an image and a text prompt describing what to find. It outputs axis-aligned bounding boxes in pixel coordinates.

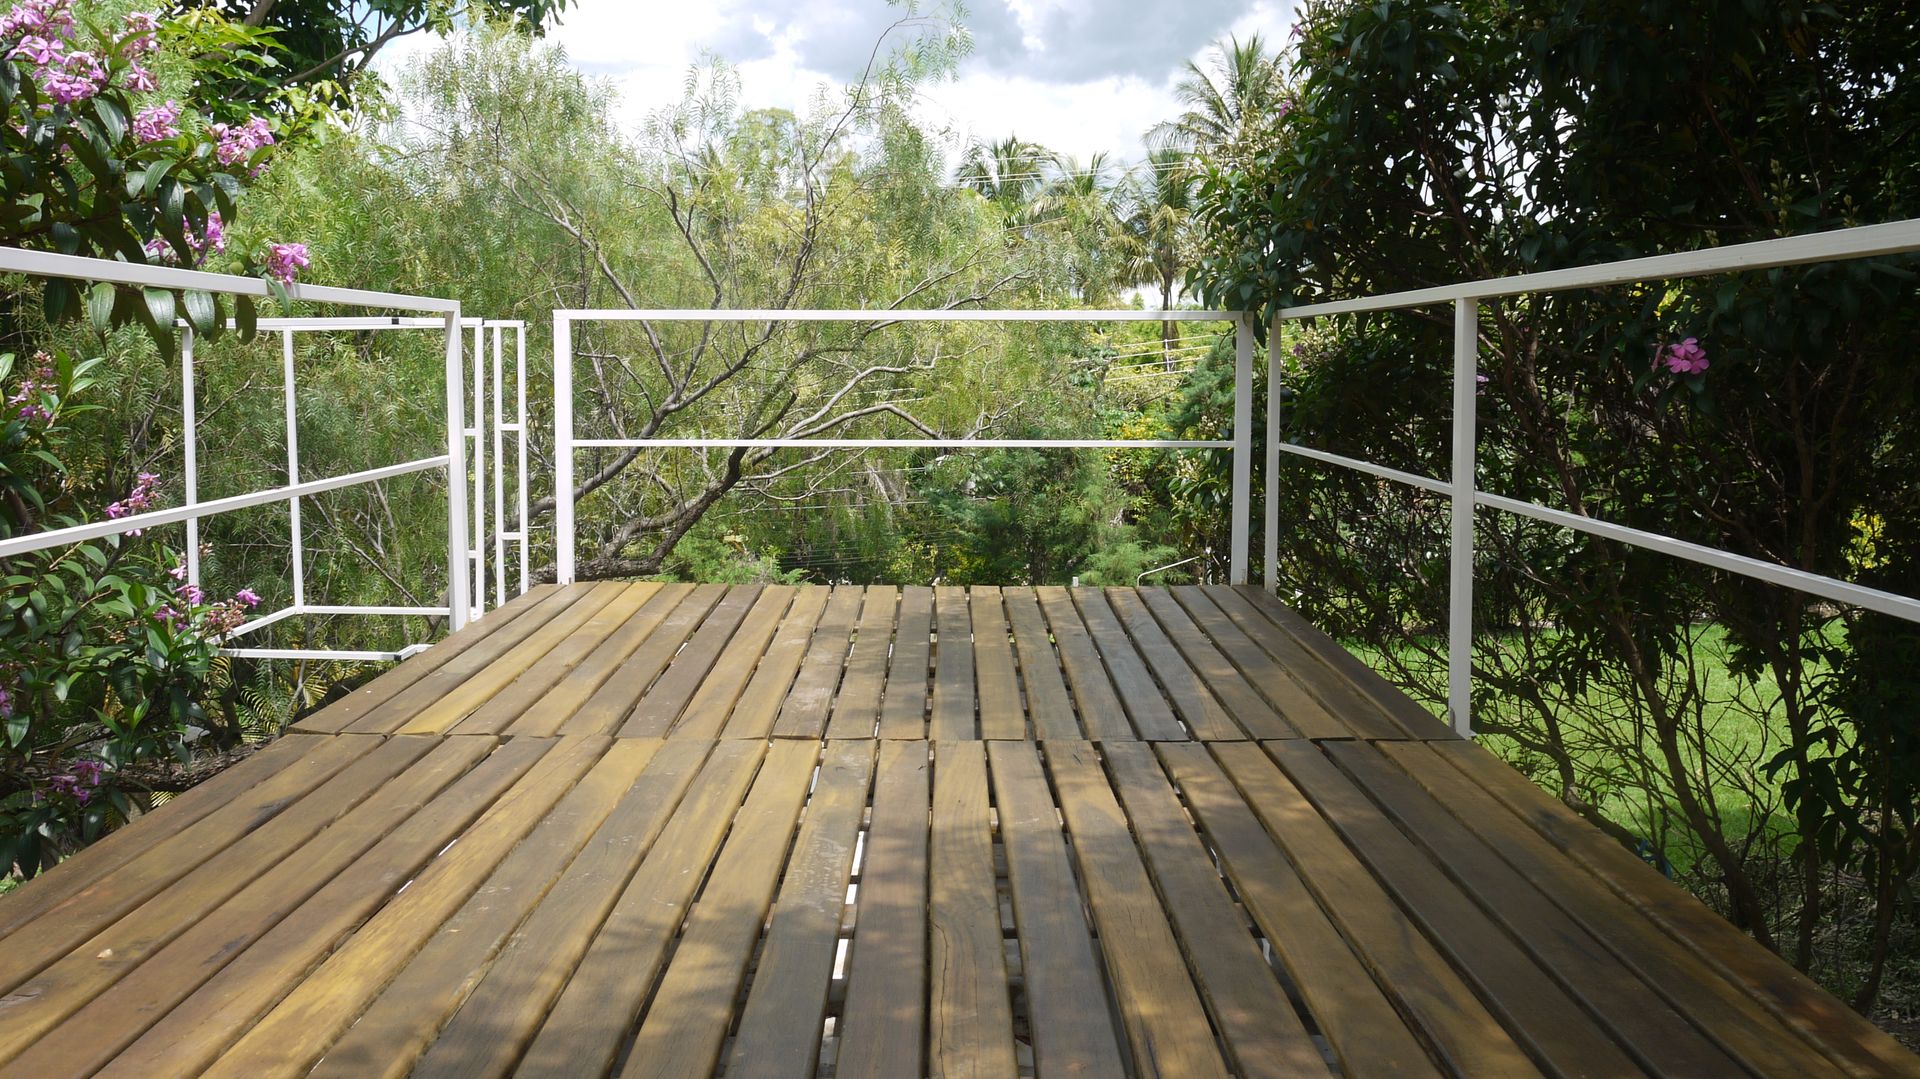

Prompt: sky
[389,0,1299,164]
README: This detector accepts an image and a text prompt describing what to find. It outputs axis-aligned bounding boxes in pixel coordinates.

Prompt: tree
[1120,149,1197,367]
[956,135,1055,223]
[1146,33,1283,155]
[177,0,572,102]
[1189,0,1920,1010]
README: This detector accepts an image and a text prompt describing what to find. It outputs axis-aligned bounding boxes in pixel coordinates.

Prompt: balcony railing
[0,248,497,662]
[12,220,1920,725]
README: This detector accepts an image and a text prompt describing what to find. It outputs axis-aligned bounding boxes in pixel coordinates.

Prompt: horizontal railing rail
[1264,217,1920,735]
[0,248,473,663]
[553,309,1254,586]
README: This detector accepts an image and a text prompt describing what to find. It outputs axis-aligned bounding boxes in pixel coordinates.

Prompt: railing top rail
[187,317,526,331]
[560,308,1244,322]
[1278,218,1920,320]
[0,245,460,313]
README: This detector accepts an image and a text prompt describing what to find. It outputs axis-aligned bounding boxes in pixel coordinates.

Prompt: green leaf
[181,289,217,334]
[234,294,258,343]
[86,282,116,335]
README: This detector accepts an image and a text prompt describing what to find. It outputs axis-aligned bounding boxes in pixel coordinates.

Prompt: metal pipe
[443,310,471,631]
[182,328,200,588]
[1229,314,1253,584]
[281,330,304,608]
[554,313,576,584]
[1447,299,1479,737]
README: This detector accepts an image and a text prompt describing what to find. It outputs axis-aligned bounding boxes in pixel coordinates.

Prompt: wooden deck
[0,584,1913,1078]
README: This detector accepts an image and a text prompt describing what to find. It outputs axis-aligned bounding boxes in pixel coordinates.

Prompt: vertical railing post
[469,321,486,619]
[516,324,529,596]
[444,309,471,631]
[181,327,200,589]
[1229,313,1253,584]
[1264,314,1281,591]
[554,312,576,585]
[491,323,507,608]
[1448,298,1479,736]
[281,330,304,609]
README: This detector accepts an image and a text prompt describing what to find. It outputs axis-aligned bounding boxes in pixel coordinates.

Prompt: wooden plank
[613,584,760,737]
[1195,586,1405,740]
[390,582,630,734]
[660,585,795,739]
[616,739,823,1079]
[725,741,878,1077]
[412,740,764,1079]
[1100,741,1324,1078]
[1042,740,1230,1077]
[206,738,670,1079]
[1033,586,1136,741]
[0,732,382,1000]
[1136,588,1297,739]
[504,583,698,736]
[1103,587,1246,740]
[1430,738,1916,1077]
[447,582,662,734]
[338,584,599,734]
[826,586,896,738]
[1199,741,1538,1076]
[1062,587,1185,740]
[876,586,932,739]
[10,735,517,1075]
[0,732,321,939]
[986,740,1127,1077]
[1157,742,1442,1076]
[1265,741,1656,1077]
[1386,739,1856,1077]
[970,587,1026,739]
[773,586,864,739]
[1164,587,1355,739]
[1003,587,1081,740]
[722,587,832,738]
[90,735,570,1079]
[293,583,563,732]
[837,740,931,1079]
[929,586,976,739]
[1326,740,1783,1076]
[1222,585,1452,738]
[927,741,1016,1078]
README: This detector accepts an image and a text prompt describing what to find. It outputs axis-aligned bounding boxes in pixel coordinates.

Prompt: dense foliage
[1189,0,1920,1012]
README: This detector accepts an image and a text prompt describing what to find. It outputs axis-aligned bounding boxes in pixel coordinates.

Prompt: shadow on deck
[0,584,1911,1077]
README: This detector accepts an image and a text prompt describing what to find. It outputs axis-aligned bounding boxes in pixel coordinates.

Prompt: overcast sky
[393,0,1299,164]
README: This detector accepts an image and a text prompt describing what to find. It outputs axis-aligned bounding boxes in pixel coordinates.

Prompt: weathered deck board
[2,585,1908,1079]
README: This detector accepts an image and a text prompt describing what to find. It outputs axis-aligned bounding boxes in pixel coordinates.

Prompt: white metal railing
[181,316,526,658]
[551,308,1255,586]
[1265,218,1920,736]
[0,248,474,662]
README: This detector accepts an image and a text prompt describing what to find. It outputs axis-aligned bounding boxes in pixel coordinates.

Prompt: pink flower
[211,115,273,167]
[131,99,179,143]
[6,352,56,423]
[234,587,261,608]
[119,10,159,57]
[144,211,223,266]
[176,582,204,606]
[106,471,159,533]
[265,242,309,285]
[1661,337,1709,375]
[122,63,155,92]
[0,0,75,39]
[7,32,60,65]
[168,563,188,580]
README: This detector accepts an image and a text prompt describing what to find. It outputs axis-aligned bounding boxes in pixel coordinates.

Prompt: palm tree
[1120,150,1198,367]
[1040,153,1130,302]
[956,136,1056,224]
[1147,34,1282,154]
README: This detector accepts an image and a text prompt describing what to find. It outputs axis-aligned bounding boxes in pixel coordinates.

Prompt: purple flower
[234,587,261,608]
[176,582,204,606]
[168,562,188,580]
[0,0,75,39]
[119,10,159,56]
[6,352,56,423]
[7,32,60,65]
[1661,337,1709,375]
[144,211,223,267]
[132,99,179,143]
[211,115,273,168]
[106,471,159,533]
[265,242,309,285]
[122,63,155,92]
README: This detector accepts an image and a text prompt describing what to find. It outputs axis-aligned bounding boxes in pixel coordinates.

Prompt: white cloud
[381,0,1301,163]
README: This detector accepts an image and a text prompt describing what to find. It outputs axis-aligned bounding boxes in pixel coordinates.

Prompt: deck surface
[0,584,1913,1078]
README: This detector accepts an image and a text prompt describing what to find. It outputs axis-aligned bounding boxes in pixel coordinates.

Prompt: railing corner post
[444,308,471,631]
[1229,312,1254,585]
[554,312,576,586]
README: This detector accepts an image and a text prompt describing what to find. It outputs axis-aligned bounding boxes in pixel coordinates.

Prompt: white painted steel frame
[490,322,531,606]
[1265,218,1920,737]
[0,248,471,665]
[552,309,1250,586]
